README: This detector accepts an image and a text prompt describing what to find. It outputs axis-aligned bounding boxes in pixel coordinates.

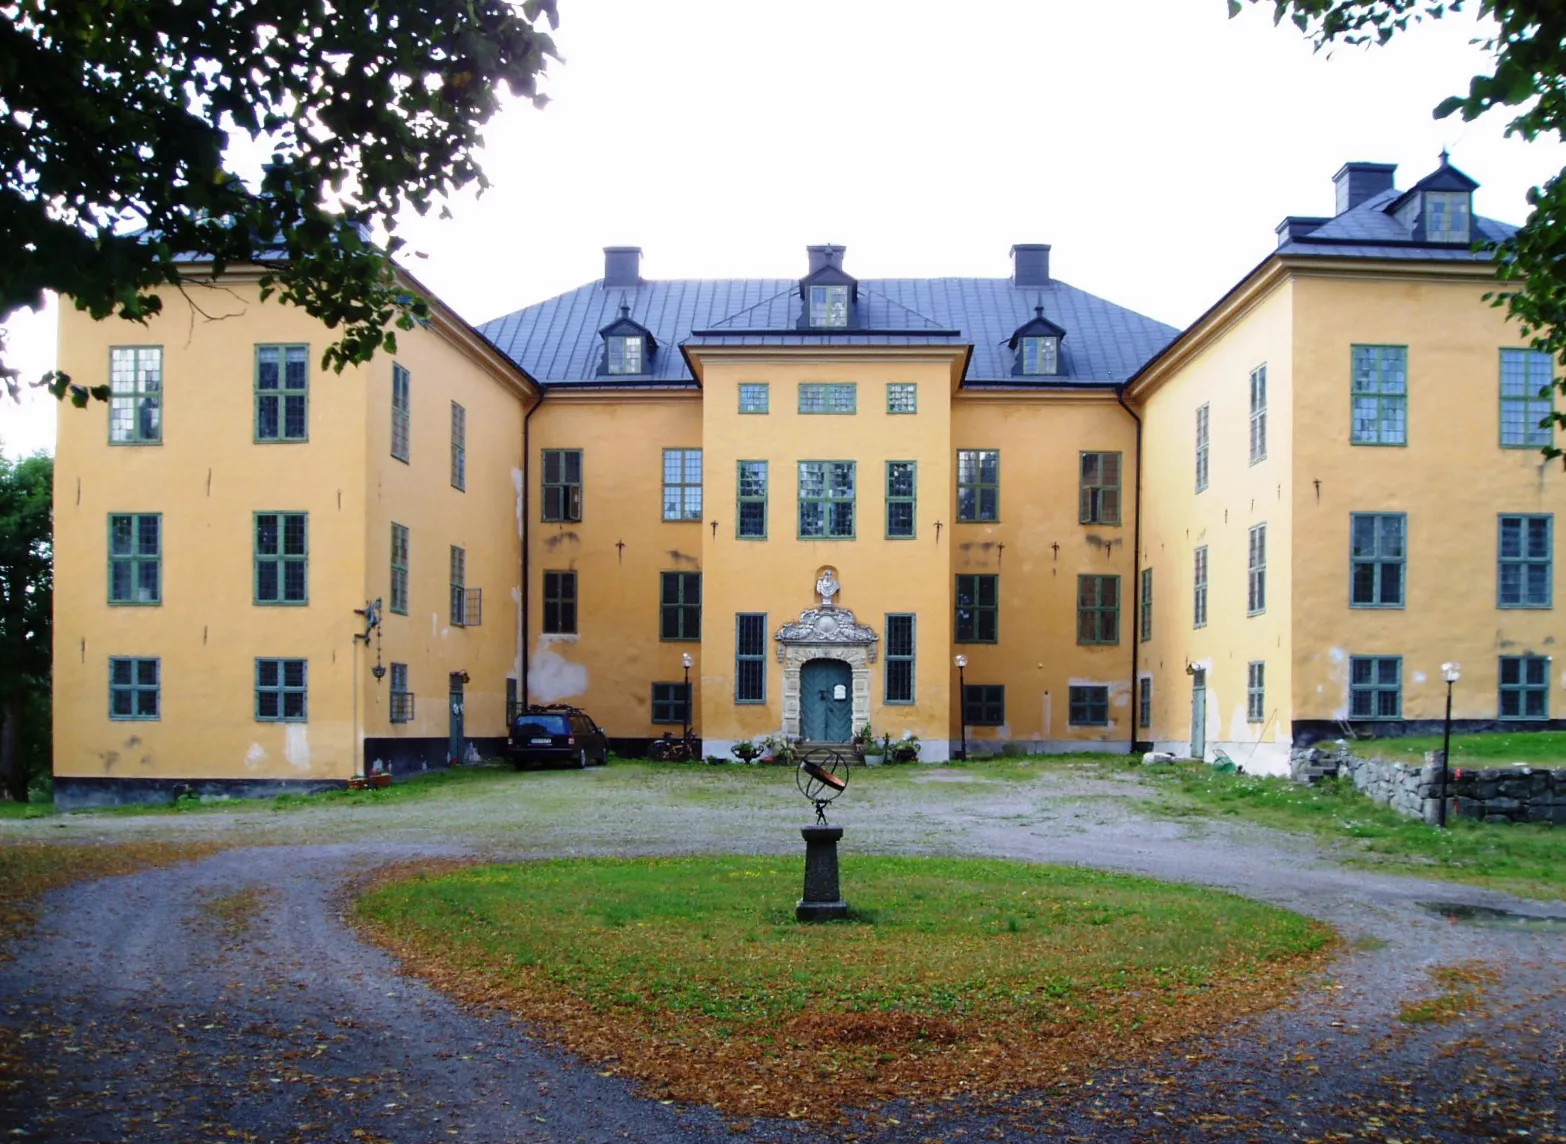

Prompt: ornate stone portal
[776,568,879,740]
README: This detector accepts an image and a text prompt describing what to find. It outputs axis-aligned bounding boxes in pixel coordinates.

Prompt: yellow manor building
[52,155,1564,806]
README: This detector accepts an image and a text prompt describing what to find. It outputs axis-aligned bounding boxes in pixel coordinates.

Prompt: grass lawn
[357,855,1330,1119]
[1349,730,1566,767]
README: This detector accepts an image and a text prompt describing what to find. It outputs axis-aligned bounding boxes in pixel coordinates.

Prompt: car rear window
[514,714,570,735]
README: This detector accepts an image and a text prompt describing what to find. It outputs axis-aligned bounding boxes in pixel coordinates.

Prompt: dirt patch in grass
[1398,962,1500,1025]
[355,856,1334,1122]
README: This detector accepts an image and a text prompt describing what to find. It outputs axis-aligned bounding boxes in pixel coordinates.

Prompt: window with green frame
[651,682,690,724]
[1077,574,1120,644]
[109,346,162,444]
[1139,567,1153,642]
[738,383,769,414]
[449,545,466,627]
[886,461,916,538]
[1247,661,1265,723]
[109,657,160,720]
[955,574,998,643]
[1079,452,1121,525]
[390,523,409,614]
[799,383,856,414]
[1068,685,1109,726]
[1247,524,1267,616]
[737,461,767,538]
[1193,545,1208,628]
[886,383,917,413]
[1498,514,1552,608]
[1500,349,1554,448]
[1195,403,1210,493]
[798,460,855,538]
[542,449,583,522]
[1351,345,1408,445]
[735,613,767,702]
[956,450,999,522]
[389,662,414,723]
[662,449,703,521]
[1499,655,1549,719]
[1351,513,1405,607]
[254,512,308,604]
[1138,676,1152,729]
[660,571,701,640]
[255,344,309,442]
[1349,656,1401,719]
[963,684,1005,726]
[108,513,161,604]
[256,658,308,721]
[391,363,411,461]
[450,402,466,490]
[809,285,849,328]
[885,613,915,703]
[543,570,576,634]
[1249,364,1267,464]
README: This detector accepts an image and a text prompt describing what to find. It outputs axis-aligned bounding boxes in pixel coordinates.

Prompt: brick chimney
[1332,163,1397,215]
[603,246,642,288]
[1011,244,1051,287]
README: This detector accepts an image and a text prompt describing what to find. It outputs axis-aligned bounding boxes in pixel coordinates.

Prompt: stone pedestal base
[797,824,848,922]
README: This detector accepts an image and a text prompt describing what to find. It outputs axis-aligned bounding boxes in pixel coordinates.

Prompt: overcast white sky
[4,0,1564,458]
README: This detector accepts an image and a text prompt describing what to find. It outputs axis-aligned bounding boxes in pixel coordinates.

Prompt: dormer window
[1424,190,1471,243]
[810,284,849,328]
[608,335,644,375]
[1009,302,1067,378]
[597,298,656,377]
[1021,336,1058,376]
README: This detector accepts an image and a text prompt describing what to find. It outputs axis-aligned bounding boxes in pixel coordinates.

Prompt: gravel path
[2,763,1562,1142]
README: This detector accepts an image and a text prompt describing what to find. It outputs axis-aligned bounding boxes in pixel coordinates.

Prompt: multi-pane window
[1193,545,1208,629]
[389,662,414,724]
[809,284,849,328]
[737,461,768,539]
[254,513,308,605]
[651,682,690,724]
[1079,452,1121,525]
[450,402,466,490]
[1138,676,1152,729]
[1195,404,1210,493]
[542,449,583,522]
[109,657,159,720]
[1140,567,1153,642]
[798,461,855,538]
[1021,337,1058,375]
[1069,685,1109,726]
[1247,524,1267,616]
[662,449,703,521]
[1250,364,1267,464]
[1351,513,1406,607]
[739,383,770,414]
[1424,190,1470,243]
[1247,661,1265,723]
[109,347,162,444]
[1500,349,1554,449]
[885,613,915,704]
[108,513,161,604]
[389,523,410,615]
[886,461,917,539]
[1349,656,1401,720]
[607,335,644,375]
[255,344,309,442]
[1077,574,1120,645]
[660,571,701,640]
[1499,655,1549,719]
[1351,345,1408,445]
[798,383,857,414]
[963,685,1005,726]
[956,450,999,522]
[256,658,308,722]
[543,571,577,634]
[887,384,918,414]
[449,546,466,626]
[955,574,999,643]
[391,363,411,462]
[1498,514,1553,608]
[735,613,767,703]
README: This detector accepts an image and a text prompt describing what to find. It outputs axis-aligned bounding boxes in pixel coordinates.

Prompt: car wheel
[578,748,589,769]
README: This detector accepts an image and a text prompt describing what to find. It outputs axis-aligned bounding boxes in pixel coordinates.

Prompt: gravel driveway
[2,762,1562,1142]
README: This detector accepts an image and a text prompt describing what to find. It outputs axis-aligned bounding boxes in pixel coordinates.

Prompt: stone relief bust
[815,568,841,608]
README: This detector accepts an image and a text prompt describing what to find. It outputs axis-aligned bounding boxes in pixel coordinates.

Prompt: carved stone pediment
[775,607,879,663]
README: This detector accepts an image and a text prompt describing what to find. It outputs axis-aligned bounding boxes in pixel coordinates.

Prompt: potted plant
[762,734,797,766]
[889,733,921,764]
[863,731,885,767]
[730,739,763,764]
[851,723,875,762]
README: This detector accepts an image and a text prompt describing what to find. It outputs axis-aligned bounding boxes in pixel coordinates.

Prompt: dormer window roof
[1009,303,1067,376]
[798,244,858,329]
[598,299,657,376]
[1386,150,1479,244]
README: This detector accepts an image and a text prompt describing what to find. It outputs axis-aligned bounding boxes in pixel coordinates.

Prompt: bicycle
[647,733,699,762]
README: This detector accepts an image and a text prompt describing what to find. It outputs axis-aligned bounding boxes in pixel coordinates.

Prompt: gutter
[1115,384,1144,756]
[521,392,545,707]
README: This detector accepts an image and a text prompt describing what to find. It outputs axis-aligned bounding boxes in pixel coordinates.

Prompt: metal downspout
[1116,385,1144,756]
[521,391,544,707]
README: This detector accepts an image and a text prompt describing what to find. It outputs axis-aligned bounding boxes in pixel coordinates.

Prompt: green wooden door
[801,659,852,742]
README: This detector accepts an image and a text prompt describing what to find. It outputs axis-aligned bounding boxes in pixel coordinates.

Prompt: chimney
[1011,244,1051,287]
[1332,163,1397,215]
[806,244,845,274]
[1275,216,1330,247]
[603,246,642,288]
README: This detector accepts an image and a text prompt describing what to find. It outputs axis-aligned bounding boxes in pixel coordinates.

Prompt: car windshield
[514,713,570,735]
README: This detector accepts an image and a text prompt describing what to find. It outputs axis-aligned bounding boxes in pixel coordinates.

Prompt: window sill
[254,601,311,607]
[109,440,163,447]
[109,716,161,722]
[108,600,162,607]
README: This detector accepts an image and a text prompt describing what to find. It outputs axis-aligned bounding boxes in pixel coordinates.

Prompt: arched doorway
[800,658,854,742]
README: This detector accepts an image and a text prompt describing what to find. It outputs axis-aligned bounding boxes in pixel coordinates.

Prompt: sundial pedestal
[796,824,848,921]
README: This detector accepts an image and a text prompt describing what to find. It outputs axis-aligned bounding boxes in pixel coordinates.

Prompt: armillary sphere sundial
[795,747,851,922]
[796,747,850,825]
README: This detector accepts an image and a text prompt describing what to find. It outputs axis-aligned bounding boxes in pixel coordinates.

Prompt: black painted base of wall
[1293,718,1565,748]
[55,776,347,811]
[362,737,506,776]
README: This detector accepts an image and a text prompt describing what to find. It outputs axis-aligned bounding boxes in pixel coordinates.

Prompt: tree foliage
[1234,0,1566,460]
[1,0,558,404]
[0,452,51,801]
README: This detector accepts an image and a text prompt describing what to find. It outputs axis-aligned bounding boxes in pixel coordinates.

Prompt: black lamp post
[1438,661,1460,828]
[681,652,694,749]
[954,654,968,761]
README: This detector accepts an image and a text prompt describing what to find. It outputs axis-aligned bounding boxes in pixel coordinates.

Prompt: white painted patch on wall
[512,585,524,682]
[512,468,524,539]
[245,742,267,769]
[284,724,311,770]
[1330,646,1350,720]
[1413,671,1428,684]
[1227,703,1251,742]
[530,636,588,703]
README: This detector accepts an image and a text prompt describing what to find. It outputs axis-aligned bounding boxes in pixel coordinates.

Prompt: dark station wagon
[506,705,610,770]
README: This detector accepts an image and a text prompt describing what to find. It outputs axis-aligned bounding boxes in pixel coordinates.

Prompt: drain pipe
[1115,384,1144,756]
[521,390,544,707]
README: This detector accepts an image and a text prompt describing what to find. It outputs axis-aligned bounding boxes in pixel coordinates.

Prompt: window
[651,682,690,724]
[1193,546,1208,628]
[109,347,162,444]
[254,512,308,605]
[1499,655,1549,719]
[1349,656,1401,720]
[662,449,703,522]
[108,513,161,604]
[450,402,466,490]
[1499,514,1553,608]
[1069,685,1109,726]
[1077,575,1120,645]
[735,613,767,703]
[543,571,577,634]
[1021,337,1058,376]
[256,658,308,721]
[809,284,849,328]
[1247,661,1265,723]
[607,335,644,375]
[739,383,770,414]
[449,546,466,626]
[1079,452,1121,525]
[391,363,411,462]
[1138,676,1152,729]
[1195,404,1210,493]
[109,657,159,720]
[737,461,768,539]
[390,523,409,615]
[1140,568,1153,642]
[660,571,701,640]
[956,450,999,522]
[1500,349,1554,449]
[1250,364,1267,464]
[887,384,918,414]
[1351,513,1406,607]
[1424,190,1470,243]
[542,449,583,522]
[255,344,308,442]
[1352,345,1408,445]
[885,613,915,704]
[389,662,414,724]
[798,383,856,414]
[963,685,1005,726]
[955,574,998,643]
[798,461,856,538]
[1248,524,1267,616]
[886,461,917,539]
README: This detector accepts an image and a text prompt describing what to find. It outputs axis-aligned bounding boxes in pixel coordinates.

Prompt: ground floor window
[256,658,308,722]
[109,657,159,720]
[1069,684,1109,726]
[1247,661,1265,723]
[963,684,1004,726]
[1499,655,1549,719]
[390,663,414,723]
[1138,676,1151,729]
[885,614,915,703]
[651,682,690,724]
[1349,656,1400,719]
[735,614,766,702]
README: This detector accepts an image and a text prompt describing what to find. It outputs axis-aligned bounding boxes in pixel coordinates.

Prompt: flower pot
[864,752,884,767]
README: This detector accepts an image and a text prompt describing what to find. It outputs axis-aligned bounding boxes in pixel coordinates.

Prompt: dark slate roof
[1275,186,1517,262]
[479,275,1179,387]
